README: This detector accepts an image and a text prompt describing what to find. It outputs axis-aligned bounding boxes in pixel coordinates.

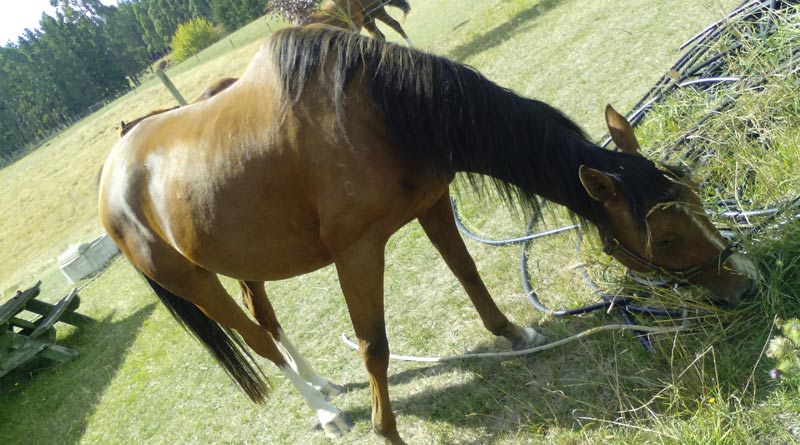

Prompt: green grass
[2,0,799,444]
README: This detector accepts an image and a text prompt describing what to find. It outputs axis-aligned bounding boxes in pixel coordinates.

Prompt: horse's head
[578,105,760,305]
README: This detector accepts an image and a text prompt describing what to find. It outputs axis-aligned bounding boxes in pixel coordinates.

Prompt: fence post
[155,68,188,106]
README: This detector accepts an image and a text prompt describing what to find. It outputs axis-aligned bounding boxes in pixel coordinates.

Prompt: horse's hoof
[320,381,346,400]
[382,432,408,445]
[513,326,548,350]
[321,412,352,439]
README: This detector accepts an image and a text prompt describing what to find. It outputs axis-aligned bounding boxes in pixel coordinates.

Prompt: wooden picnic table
[0,281,93,378]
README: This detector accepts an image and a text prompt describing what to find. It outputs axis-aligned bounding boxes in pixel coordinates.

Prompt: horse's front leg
[330,235,404,445]
[418,193,547,350]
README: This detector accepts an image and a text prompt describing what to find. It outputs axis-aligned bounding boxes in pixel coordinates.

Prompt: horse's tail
[385,0,411,16]
[141,273,270,403]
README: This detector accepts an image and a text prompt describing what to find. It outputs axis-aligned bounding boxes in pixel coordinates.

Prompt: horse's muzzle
[691,251,761,306]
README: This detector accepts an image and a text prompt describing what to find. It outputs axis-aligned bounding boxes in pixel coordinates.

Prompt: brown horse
[98,26,759,444]
[307,0,413,46]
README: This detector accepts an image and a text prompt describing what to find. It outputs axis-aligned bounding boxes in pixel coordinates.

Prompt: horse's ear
[605,104,641,155]
[579,165,619,202]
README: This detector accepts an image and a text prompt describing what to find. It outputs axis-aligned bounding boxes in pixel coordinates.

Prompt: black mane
[267,25,679,232]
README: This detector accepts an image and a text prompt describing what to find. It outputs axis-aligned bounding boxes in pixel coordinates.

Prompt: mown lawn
[2,1,799,444]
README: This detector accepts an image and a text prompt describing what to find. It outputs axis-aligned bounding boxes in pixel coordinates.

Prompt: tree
[170,17,220,62]
[49,0,113,17]
[37,9,129,112]
[211,0,265,32]
[104,1,151,86]
[188,0,213,18]
[0,0,221,161]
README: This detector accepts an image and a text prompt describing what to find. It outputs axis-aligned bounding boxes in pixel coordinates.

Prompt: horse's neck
[494,138,614,228]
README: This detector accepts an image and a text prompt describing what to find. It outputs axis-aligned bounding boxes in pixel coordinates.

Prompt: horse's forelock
[613,155,684,228]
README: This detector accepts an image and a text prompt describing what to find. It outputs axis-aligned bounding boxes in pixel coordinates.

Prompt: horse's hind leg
[151,265,287,362]
[417,194,547,350]
[147,260,349,438]
[373,9,412,46]
[363,15,386,40]
[239,281,345,399]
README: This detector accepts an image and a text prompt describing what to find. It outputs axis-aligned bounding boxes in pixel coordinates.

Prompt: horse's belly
[184,222,334,281]
[161,184,333,280]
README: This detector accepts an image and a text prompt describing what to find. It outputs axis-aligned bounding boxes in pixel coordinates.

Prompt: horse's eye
[654,238,675,249]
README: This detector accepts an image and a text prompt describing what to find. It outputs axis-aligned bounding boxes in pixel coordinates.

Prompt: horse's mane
[272,26,680,230]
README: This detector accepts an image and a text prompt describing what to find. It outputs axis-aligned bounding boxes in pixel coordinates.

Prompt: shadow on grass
[338,309,790,443]
[0,304,157,444]
[341,346,615,443]
[447,0,570,62]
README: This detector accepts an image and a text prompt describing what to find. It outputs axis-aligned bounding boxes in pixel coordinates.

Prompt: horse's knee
[361,336,390,363]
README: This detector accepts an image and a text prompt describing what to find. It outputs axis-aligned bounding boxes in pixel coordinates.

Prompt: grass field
[2,0,799,444]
